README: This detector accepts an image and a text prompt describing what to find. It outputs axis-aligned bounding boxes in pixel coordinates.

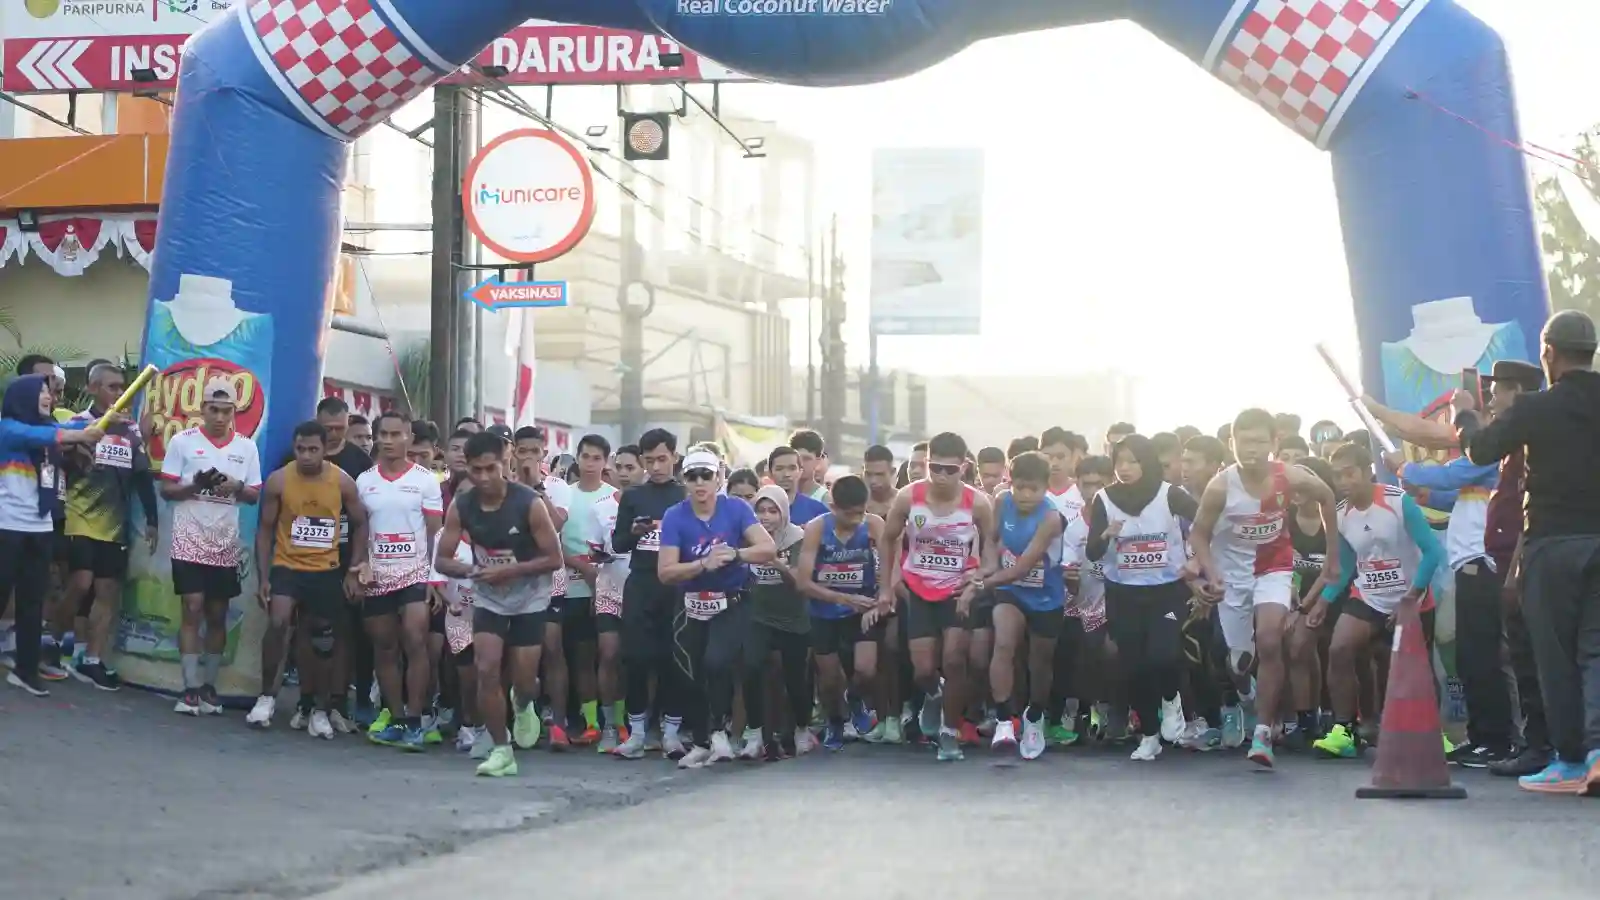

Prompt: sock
[298,696,316,713]
[83,655,101,666]
[612,700,626,728]
[581,700,598,730]
[995,700,1013,720]
[1024,705,1043,724]
[1062,698,1080,722]
[202,653,221,687]
[662,716,682,741]
[181,654,201,690]
[628,712,648,736]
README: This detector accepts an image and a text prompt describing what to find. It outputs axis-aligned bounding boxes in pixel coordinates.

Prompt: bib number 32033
[914,551,963,573]
[685,591,728,621]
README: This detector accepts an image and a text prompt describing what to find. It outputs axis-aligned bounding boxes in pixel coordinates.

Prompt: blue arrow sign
[464,276,569,310]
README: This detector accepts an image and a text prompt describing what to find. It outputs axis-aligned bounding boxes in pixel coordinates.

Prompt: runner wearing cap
[159,376,263,716]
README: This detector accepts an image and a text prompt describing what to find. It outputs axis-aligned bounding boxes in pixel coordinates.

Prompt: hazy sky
[366,0,1599,433]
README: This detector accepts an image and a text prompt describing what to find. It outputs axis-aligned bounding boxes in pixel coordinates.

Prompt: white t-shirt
[161,428,262,567]
[542,475,572,595]
[590,489,627,617]
[357,463,444,595]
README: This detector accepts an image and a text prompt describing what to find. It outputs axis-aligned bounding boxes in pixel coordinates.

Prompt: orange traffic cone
[1356,595,1467,800]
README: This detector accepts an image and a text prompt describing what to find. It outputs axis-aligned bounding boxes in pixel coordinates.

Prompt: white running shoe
[1130,735,1163,761]
[678,746,713,769]
[991,719,1018,751]
[327,709,356,735]
[469,727,494,761]
[1176,717,1205,748]
[308,710,335,739]
[289,707,309,730]
[613,728,647,760]
[794,727,817,755]
[246,696,275,729]
[709,730,735,763]
[1020,718,1047,760]
[1159,695,1185,744]
[456,724,477,752]
[738,727,764,760]
[661,733,689,760]
[843,721,860,742]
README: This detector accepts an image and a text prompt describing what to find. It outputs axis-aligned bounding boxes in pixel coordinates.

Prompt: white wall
[0,257,148,364]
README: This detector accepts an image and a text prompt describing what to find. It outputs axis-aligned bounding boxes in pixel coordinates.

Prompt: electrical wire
[0,91,92,135]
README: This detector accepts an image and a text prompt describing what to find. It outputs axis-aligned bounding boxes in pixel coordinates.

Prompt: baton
[97,364,159,431]
[1314,343,1398,454]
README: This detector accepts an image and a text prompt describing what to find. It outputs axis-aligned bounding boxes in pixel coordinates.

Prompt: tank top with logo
[273,464,344,572]
[1214,462,1295,586]
[997,492,1065,612]
[458,481,552,616]
[1100,484,1186,587]
[1335,484,1421,615]
[811,513,877,621]
[900,482,979,601]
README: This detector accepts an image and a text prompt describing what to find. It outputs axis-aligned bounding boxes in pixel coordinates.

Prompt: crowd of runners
[5,352,1596,795]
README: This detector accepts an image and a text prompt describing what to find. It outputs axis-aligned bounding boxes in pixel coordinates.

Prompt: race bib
[1232,514,1283,544]
[39,462,58,491]
[751,563,785,586]
[685,591,728,621]
[816,563,865,588]
[374,532,419,560]
[912,549,965,573]
[478,548,519,569]
[94,436,134,469]
[290,516,337,549]
[1001,551,1045,588]
[1357,558,1405,596]
[637,528,661,552]
[339,515,350,545]
[1088,561,1107,581]
[1116,536,1169,571]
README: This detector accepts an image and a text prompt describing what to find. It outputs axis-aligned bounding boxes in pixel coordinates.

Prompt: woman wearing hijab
[1085,434,1200,761]
[0,375,111,696]
[742,484,813,761]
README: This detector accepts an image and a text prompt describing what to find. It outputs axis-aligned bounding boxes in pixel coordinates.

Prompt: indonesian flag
[504,303,537,429]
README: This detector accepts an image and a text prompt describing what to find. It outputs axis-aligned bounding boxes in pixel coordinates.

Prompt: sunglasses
[683,468,717,483]
[928,462,963,476]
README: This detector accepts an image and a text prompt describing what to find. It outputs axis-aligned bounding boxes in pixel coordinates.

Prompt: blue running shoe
[850,704,876,738]
[1520,760,1588,794]
[822,722,846,752]
[369,722,406,747]
[399,725,428,752]
[1221,705,1245,749]
[352,703,379,729]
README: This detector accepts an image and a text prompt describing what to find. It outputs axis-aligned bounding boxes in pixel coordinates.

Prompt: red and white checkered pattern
[248,0,439,139]
[1215,0,1414,144]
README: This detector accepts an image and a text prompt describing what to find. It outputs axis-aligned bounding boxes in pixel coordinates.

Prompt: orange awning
[0,133,168,213]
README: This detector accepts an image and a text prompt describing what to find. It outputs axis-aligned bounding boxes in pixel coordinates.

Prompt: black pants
[744,620,810,732]
[1455,560,1514,748]
[672,596,751,747]
[1181,606,1226,724]
[1506,595,1549,751]
[1049,615,1086,718]
[0,530,53,680]
[1519,536,1600,763]
[623,576,680,719]
[1105,580,1188,738]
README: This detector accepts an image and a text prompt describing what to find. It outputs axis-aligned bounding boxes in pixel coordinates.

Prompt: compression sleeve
[1321,535,1356,603]
[1084,495,1112,561]
[1402,494,1444,590]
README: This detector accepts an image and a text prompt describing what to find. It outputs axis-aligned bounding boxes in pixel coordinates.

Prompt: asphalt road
[4,682,1597,900]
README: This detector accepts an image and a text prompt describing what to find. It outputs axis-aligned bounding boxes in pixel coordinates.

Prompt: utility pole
[428,85,472,427]
[819,214,845,454]
[615,87,652,445]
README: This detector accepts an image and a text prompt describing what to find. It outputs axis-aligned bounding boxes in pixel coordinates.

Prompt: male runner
[863,445,897,519]
[316,396,373,725]
[1053,455,1113,744]
[796,475,885,749]
[1104,422,1136,456]
[1040,427,1088,523]
[355,411,443,750]
[249,421,367,736]
[435,432,564,777]
[879,432,995,762]
[54,363,158,690]
[561,434,618,745]
[1188,408,1339,768]
[611,429,689,760]
[612,445,644,488]
[976,447,1008,495]
[1311,442,1443,761]
[768,445,829,525]
[789,429,830,503]
[907,441,930,483]
[1151,433,1183,484]
[161,377,262,716]
[512,426,576,747]
[346,414,373,455]
[983,451,1066,759]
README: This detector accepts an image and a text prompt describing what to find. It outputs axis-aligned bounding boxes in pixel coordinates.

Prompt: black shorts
[965,590,996,631]
[53,518,68,563]
[900,584,962,641]
[429,607,446,635]
[171,559,241,602]
[67,536,129,580]
[362,583,426,619]
[992,592,1065,640]
[269,566,346,621]
[473,607,545,647]
[558,593,598,643]
[597,612,623,635]
[622,577,678,664]
[811,613,884,656]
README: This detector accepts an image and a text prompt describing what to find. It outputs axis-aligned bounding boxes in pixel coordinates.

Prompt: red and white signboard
[3,13,746,93]
[462,128,596,265]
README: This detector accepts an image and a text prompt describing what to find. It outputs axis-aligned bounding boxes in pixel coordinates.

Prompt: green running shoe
[476,745,518,777]
[366,707,392,736]
[1313,724,1359,759]
[512,702,542,750]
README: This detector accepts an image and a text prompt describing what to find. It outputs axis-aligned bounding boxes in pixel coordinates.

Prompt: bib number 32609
[1117,537,1168,571]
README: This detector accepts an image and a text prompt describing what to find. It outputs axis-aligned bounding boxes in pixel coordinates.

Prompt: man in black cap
[1462,309,1600,794]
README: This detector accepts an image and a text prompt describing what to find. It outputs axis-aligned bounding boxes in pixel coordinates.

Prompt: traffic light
[622,112,671,161]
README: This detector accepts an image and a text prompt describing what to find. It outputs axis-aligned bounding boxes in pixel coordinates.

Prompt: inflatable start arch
[127,0,1548,677]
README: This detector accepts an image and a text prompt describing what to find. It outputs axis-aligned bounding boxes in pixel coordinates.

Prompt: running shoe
[957,720,981,747]
[1520,760,1588,794]
[547,723,571,752]
[919,685,943,738]
[352,703,379,729]
[822,722,846,752]
[1280,722,1308,752]
[678,746,713,770]
[977,712,999,738]
[38,644,68,682]
[710,730,736,763]
[1159,695,1185,744]
[882,717,905,745]
[851,704,877,738]
[574,726,601,747]
[1584,749,1600,797]
[661,733,690,760]
[843,721,860,742]
[1046,720,1078,746]
[420,714,444,745]
[793,727,817,755]
[1181,723,1223,752]
[862,721,889,744]
[1312,724,1359,759]
[476,745,518,778]
[1106,708,1130,743]
[1490,746,1550,778]
[289,706,309,731]
[1221,705,1245,749]
[69,660,121,692]
[7,671,49,698]
[1088,703,1107,741]
[308,710,335,740]
[399,724,428,752]
[199,686,224,715]
[644,729,664,752]
[1019,718,1047,761]
[738,727,764,760]
[597,726,621,754]
[469,727,495,761]
[512,704,542,750]
[765,739,788,762]
[327,709,356,735]
[366,708,392,736]
[991,718,1018,752]
[369,722,406,747]
[457,724,478,753]
[174,690,202,715]
[1129,735,1162,761]
[1247,727,1275,768]
[246,696,276,729]
[936,728,964,762]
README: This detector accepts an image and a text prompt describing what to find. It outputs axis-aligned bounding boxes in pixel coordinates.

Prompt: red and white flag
[504,304,538,429]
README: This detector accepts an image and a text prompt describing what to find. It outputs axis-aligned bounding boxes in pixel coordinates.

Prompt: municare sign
[463,128,596,265]
[1,7,747,93]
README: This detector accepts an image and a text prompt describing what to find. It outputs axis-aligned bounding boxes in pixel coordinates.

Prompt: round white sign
[462,128,596,264]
